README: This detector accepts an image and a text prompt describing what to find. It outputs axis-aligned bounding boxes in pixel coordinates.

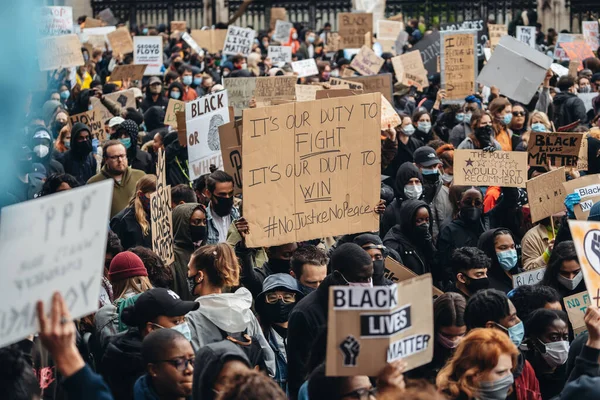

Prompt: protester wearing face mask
[29,126,64,175]
[51,110,69,139]
[523,309,569,399]
[438,144,454,188]
[447,247,491,299]
[287,245,328,296]
[205,171,239,244]
[477,228,523,294]
[58,84,70,105]
[286,28,301,54]
[449,95,481,147]
[140,77,168,112]
[459,110,502,150]
[464,289,542,399]
[112,119,153,174]
[381,115,425,190]
[412,110,435,143]
[179,66,198,101]
[518,111,553,151]
[57,122,97,185]
[489,97,517,151]
[540,241,586,300]
[578,76,592,93]
[353,233,401,285]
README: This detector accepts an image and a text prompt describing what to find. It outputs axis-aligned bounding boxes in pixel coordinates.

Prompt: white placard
[273,20,293,43]
[223,26,255,57]
[0,181,113,348]
[134,36,164,76]
[82,26,116,47]
[185,91,231,180]
[268,45,292,65]
[512,268,546,288]
[291,59,319,78]
[181,32,204,56]
[516,26,536,48]
[39,6,73,36]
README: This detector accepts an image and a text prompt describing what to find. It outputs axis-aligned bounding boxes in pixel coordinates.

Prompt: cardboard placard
[171,21,187,32]
[242,93,381,247]
[315,89,364,100]
[219,107,243,195]
[488,24,508,52]
[185,91,230,180]
[345,73,394,102]
[39,6,73,36]
[85,17,105,28]
[440,31,477,102]
[526,168,567,223]
[326,275,434,376]
[150,149,174,265]
[134,36,163,75]
[563,291,591,336]
[582,21,599,52]
[223,77,257,117]
[164,98,185,128]
[110,64,147,81]
[391,51,429,90]
[37,34,85,71]
[181,32,203,55]
[381,95,401,129]
[377,20,404,41]
[350,45,385,76]
[69,109,107,142]
[560,42,595,70]
[411,31,440,75]
[527,132,583,167]
[273,20,293,43]
[176,111,187,146]
[291,59,319,78]
[86,34,107,50]
[107,27,133,55]
[384,257,443,298]
[338,12,373,48]
[270,7,287,30]
[516,26,536,48]
[440,19,488,60]
[223,26,255,57]
[190,29,228,54]
[454,150,528,188]
[104,89,136,110]
[563,175,600,220]
[569,221,600,311]
[98,8,118,26]
[325,32,342,53]
[578,132,589,171]
[296,84,323,102]
[267,45,292,65]
[255,76,297,103]
[0,180,113,348]
[329,77,364,90]
[512,267,546,288]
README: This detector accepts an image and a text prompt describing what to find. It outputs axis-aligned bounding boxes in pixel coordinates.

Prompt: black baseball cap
[413,146,441,167]
[122,288,199,326]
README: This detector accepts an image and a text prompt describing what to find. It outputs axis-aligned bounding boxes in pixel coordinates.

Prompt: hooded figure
[192,341,251,400]
[57,122,97,185]
[172,203,204,300]
[163,130,191,186]
[553,90,587,128]
[42,100,62,127]
[28,126,64,175]
[112,119,153,174]
[383,200,437,276]
[167,81,185,100]
[143,106,167,136]
[477,228,523,294]
[380,162,424,238]
[140,79,169,112]
[353,233,399,285]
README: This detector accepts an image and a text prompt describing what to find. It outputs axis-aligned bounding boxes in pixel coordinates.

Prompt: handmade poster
[315,89,364,100]
[37,34,85,71]
[582,21,599,53]
[190,29,228,54]
[326,274,434,376]
[377,20,404,41]
[440,19,488,60]
[329,77,364,91]
[86,34,107,49]
[554,33,585,61]
[223,26,255,56]
[164,98,185,128]
[150,149,174,265]
[338,12,373,48]
[85,17,105,28]
[560,42,595,70]
[578,132,589,171]
[218,108,243,195]
[171,21,187,32]
[69,109,107,142]
[391,51,429,90]
[295,85,324,102]
[254,76,297,104]
[488,24,508,51]
[185,91,230,180]
[516,26,536,48]
[270,7,287,30]
[242,93,381,247]
[273,20,293,43]
[82,26,116,47]
[223,77,256,117]
[564,291,591,336]
[134,36,163,75]
[527,132,583,167]
[384,258,443,298]
[454,150,528,188]
[268,46,292,65]
[181,32,203,55]
[381,95,401,129]
[563,175,600,220]
[107,27,134,55]
[345,73,394,102]
[440,31,477,102]
[39,6,73,36]
[568,221,600,310]
[350,46,384,76]
[109,64,147,82]
[0,180,113,348]
[512,268,546,288]
[325,32,342,53]
[292,59,319,78]
[526,168,567,223]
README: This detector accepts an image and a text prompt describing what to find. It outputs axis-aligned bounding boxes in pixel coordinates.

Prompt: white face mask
[538,340,569,368]
[348,278,373,288]
[402,124,415,136]
[34,144,49,159]
[557,271,583,291]
[404,184,423,200]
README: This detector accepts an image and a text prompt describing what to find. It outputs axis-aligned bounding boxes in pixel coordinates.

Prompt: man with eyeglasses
[87,140,146,218]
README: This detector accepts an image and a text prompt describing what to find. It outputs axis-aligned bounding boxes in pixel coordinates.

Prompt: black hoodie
[477,227,523,294]
[552,91,587,128]
[140,84,169,112]
[167,81,185,101]
[100,329,144,400]
[57,122,97,185]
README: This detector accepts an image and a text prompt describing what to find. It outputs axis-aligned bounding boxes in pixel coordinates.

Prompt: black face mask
[190,225,207,244]
[423,173,439,184]
[464,276,489,293]
[211,195,234,217]
[53,121,67,136]
[260,300,295,324]
[474,125,493,148]
[74,139,92,155]
[173,61,183,69]
[415,223,432,241]
[269,258,291,274]
[460,206,482,223]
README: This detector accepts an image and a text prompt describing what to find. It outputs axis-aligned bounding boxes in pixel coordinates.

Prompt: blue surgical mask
[403,125,415,136]
[531,123,547,132]
[421,168,439,176]
[193,77,203,86]
[182,76,193,86]
[418,121,431,133]
[308,36,315,43]
[503,113,513,125]
[171,321,192,341]
[464,113,472,124]
[60,90,70,100]
[456,113,465,122]
[142,28,149,35]
[88,104,93,111]
[119,137,132,149]
[478,373,515,400]
[507,321,525,347]
[171,91,181,99]
[496,249,518,271]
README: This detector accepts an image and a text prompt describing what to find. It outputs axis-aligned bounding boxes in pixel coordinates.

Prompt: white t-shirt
[212,212,231,243]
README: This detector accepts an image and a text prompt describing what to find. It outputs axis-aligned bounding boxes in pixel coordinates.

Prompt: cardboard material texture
[242,93,381,247]
[477,35,553,104]
[345,73,394,102]
[218,107,243,195]
[560,42,595,70]
[411,31,440,75]
[85,17,105,28]
[273,20,293,43]
[292,59,319,78]
[563,291,591,336]
[338,12,373,48]
[381,95,401,129]
[526,168,567,223]
[38,34,85,71]
[315,89,364,100]
[223,77,256,117]
[171,21,187,32]
[563,175,600,220]
[324,32,341,53]
[268,45,292,65]
[223,26,255,56]
[582,21,599,52]
[150,149,174,265]
[488,24,508,51]
[378,20,404,41]
[39,6,73,36]
[0,180,113,348]
[350,46,385,76]
[255,76,297,104]
[516,26,536,48]
[164,99,185,128]
[329,77,364,90]
[107,27,134,55]
[270,7,287,30]
[440,20,488,60]
[440,30,478,102]
[296,84,325,102]
[527,132,583,167]
[391,51,429,90]
[185,91,230,180]
[110,64,147,81]
[384,257,444,298]
[190,29,228,54]
[69,109,107,142]
[454,150,528,188]
[176,111,187,146]
[512,268,546,288]
[578,132,589,171]
[181,32,203,55]
[326,274,434,376]
[134,36,163,75]
[568,221,600,310]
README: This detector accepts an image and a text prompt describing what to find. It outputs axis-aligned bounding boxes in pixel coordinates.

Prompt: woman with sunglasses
[509,103,529,138]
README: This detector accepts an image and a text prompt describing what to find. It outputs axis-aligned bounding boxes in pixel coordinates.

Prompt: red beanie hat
[109,251,148,282]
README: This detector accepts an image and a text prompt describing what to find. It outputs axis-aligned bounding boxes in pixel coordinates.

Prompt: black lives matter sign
[223,26,255,57]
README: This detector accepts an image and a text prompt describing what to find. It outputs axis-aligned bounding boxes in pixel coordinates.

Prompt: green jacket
[88,166,146,218]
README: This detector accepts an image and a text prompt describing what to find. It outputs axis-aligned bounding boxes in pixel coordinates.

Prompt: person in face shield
[28,126,64,175]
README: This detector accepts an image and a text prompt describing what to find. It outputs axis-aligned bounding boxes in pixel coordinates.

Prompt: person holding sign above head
[539,241,586,300]
[477,228,524,294]
[447,247,491,300]
[58,122,97,185]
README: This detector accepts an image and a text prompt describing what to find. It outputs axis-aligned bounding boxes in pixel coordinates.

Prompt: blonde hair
[191,243,240,288]
[247,52,261,76]
[111,276,153,300]
[529,111,552,131]
[129,174,157,236]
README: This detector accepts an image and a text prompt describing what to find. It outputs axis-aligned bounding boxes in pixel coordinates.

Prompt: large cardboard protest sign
[85,17,105,28]
[69,109,107,142]
[219,108,243,195]
[39,6,73,36]
[185,91,230,180]
[516,26,536,48]
[377,20,404,41]
[255,76,297,104]
[296,85,324,102]
[268,46,292,65]
[488,24,508,51]
[526,168,567,223]
[0,181,113,348]
[326,275,434,376]
[107,27,134,55]
[454,150,527,188]
[181,32,203,55]
[381,95,401,129]
[564,291,591,336]
[291,59,319,78]
[569,221,600,311]
[134,36,163,75]
[560,42,595,70]
[440,31,477,102]
[411,31,440,75]
[330,77,364,91]
[345,73,393,102]
[270,7,287,30]
[190,29,228,54]
[150,149,174,265]
[110,64,147,82]
[242,93,381,247]
[338,13,373,48]
[164,99,185,128]
[563,175,600,220]
[273,20,293,43]
[223,77,256,117]
[478,35,553,104]
[527,132,583,167]
[350,46,384,76]
[391,51,429,90]
[583,21,599,52]
[512,268,546,288]
[315,89,364,100]
[38,34,85,71]
[441,20,488,60]
[223,26,255,56]
[384,257,443,298]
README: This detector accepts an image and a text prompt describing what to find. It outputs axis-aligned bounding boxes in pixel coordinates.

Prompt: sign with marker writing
[488,24,507,51]
[441,19,488,60]
[223,26,255,57]
[326,274,433,376]
[268,45,292,65]
[454,150,527,188]
[563,175,600,220]
[512,268,546,288]
[39,6,73,36]
[134,36,163,75]
[564,291,591,336]
[223,77,256,117]
[554,33,584,61]
[185,91,230,180]
[516,26,536,48]
[255,76,297,104]
[107,27,134,55]
[350,45,384,76]
[69,109,106,142]
[527,132,583,167]
[391,51,429,90]
[37,34,85,71]
[329,77,364,91]
[338,12,373,48]
[345,73,394,102]
[110,64,147,82]
[181,32,203,55]
[582,21,599,53]
[526,168,567,223]
[291,59,319,78]
[381,95,401,129]
[0,180,113,348]
[568,221,600,311]
[273,20,293,43]
[164,98,185,128]
[219,107,243,195]
[440,30,478,102]
[560,41,595,70]
[410,31,440,75]
[151,149,174,265]
[242,93,381,247]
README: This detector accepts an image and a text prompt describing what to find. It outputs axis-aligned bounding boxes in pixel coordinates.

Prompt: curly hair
[464,289,511,330]
[216,371,286,400]
[129,246,173,288]
[191,243,240,288]
[39,173,80,196]
[508,284,561,323]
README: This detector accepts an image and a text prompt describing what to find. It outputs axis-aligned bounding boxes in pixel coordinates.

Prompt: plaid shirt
[206,203,240,244]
